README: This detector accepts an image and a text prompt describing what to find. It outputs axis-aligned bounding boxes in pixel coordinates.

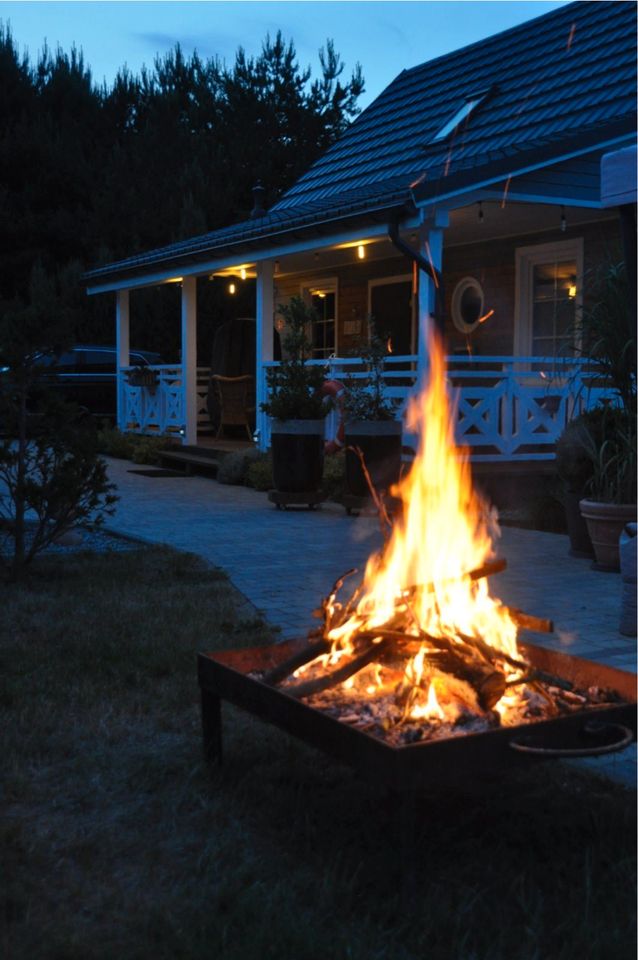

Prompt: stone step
[159,450,220,475]
[177,444,222,460]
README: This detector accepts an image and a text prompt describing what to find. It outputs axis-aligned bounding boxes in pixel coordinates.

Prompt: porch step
[159,450,221,476]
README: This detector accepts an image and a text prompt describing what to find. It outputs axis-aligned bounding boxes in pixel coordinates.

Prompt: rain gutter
[387,216,445,335]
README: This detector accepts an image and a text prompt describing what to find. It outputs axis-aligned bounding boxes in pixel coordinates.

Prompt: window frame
[514,237,584,358]
[431,87,492,143]
[300,277,339,359]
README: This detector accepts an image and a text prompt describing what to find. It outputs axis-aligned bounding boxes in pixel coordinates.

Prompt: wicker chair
[210,374,255,440]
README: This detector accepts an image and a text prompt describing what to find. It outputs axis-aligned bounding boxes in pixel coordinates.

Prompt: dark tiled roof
[275,0,636,210]
[86,0,636,285]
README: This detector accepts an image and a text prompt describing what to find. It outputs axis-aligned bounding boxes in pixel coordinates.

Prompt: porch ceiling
[248,203,618,278]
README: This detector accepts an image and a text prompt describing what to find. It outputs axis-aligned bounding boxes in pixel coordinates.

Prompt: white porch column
[416,211,447,388]
[181,276,197,445]
[115,289,130,431]
[256,259,274,451]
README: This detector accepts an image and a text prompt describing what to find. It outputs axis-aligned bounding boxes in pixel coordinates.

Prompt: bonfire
[257,332,620,745]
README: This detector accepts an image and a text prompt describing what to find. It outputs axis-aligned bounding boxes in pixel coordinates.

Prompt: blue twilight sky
[0,0,570,109]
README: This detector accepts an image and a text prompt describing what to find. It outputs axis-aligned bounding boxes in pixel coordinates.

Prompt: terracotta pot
[563,488,594,558]
[578,499,638,572]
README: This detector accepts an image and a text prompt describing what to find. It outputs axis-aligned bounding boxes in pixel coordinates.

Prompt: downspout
[388,217,445,336]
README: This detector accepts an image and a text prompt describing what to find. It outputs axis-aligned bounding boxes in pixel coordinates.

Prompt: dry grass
[0,546,635,960]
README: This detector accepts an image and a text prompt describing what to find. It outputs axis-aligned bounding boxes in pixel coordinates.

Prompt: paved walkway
[103,457,636,785]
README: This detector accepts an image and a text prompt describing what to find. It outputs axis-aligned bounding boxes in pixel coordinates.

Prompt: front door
[368,276,414,355]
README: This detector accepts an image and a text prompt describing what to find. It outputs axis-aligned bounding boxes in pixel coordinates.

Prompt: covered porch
[98,188,620,463]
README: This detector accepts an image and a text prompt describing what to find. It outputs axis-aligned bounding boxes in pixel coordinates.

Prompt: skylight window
[432,90,490,143]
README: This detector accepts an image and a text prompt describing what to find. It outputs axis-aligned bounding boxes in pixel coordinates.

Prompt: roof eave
[411,118,636,207]
[84,196,415,293]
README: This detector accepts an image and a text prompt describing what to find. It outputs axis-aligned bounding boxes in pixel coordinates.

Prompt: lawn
[1,545,635,960]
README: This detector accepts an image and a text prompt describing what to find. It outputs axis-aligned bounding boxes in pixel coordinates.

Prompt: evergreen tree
[0,21,364,349]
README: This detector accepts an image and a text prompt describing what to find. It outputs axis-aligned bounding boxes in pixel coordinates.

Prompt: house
[84,0,637,464]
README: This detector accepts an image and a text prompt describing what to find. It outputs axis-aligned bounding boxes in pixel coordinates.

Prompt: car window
[84,349,116,372]
[56,351,83,371]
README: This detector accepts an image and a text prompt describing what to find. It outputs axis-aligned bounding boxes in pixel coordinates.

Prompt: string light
[357,244,365,260]
[228,282,236,295]
[240,267,247,280]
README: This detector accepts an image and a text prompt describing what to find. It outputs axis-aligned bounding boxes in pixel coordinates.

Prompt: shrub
[245,453,273,491]
[96,426,174,465]
[130,435,175,465]
[96,425,137,460]
[217,448,260,485]
[0,399,117,579]
[323,451,345,501]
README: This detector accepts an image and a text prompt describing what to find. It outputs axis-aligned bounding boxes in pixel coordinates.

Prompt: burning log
[506,608,554,634]
[261,638,330,687]
[403,558,508,601]
[353,629,507,711]
[283,638,391,700]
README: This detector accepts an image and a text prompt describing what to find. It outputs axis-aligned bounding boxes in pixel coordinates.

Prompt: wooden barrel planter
[344,420,402,511]
[269,419,325,509]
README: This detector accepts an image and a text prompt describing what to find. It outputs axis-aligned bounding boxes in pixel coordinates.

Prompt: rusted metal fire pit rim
[198,638,637,767]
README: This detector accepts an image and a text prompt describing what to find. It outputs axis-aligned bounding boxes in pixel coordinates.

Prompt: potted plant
[342,324,403,508]
[555,409,599,558]
[261,296,329,504]
[126,364,158,392]
[578,405,636,571]
[554,259,636,569]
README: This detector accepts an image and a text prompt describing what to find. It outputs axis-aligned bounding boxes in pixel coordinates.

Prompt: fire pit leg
[201,689,223,764]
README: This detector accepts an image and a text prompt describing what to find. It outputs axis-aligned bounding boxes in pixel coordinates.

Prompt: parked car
[32,344,163,422]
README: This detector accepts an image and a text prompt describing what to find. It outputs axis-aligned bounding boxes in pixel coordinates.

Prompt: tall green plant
[343,322,401,421]
[577,260,636,414]
[558,259,637,505]
[580,407,637,505]
[261,297,327,420]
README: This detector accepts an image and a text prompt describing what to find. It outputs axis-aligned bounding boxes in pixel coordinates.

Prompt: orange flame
[328,329,518,671]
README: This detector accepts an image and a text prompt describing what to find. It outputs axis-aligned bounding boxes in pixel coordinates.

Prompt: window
[515,239,583,358]
[432,89,491,143]
[311,291,336,359]
[302,280,338,359]
[530,262,577,356]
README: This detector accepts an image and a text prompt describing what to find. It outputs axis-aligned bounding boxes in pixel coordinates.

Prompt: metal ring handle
[509,722,634,758]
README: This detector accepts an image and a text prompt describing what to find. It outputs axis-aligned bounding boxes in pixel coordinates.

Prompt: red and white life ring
[321,379,346,454]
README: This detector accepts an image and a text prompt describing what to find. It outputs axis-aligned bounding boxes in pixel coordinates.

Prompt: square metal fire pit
[198,639,636,793]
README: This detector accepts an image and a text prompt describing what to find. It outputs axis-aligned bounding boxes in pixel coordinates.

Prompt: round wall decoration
[451,277,485,333]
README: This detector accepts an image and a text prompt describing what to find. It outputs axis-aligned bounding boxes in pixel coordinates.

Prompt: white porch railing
[446,355,612,462]
[260,355,612,462]
[119,365,211,439]
[120,356,612,461]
